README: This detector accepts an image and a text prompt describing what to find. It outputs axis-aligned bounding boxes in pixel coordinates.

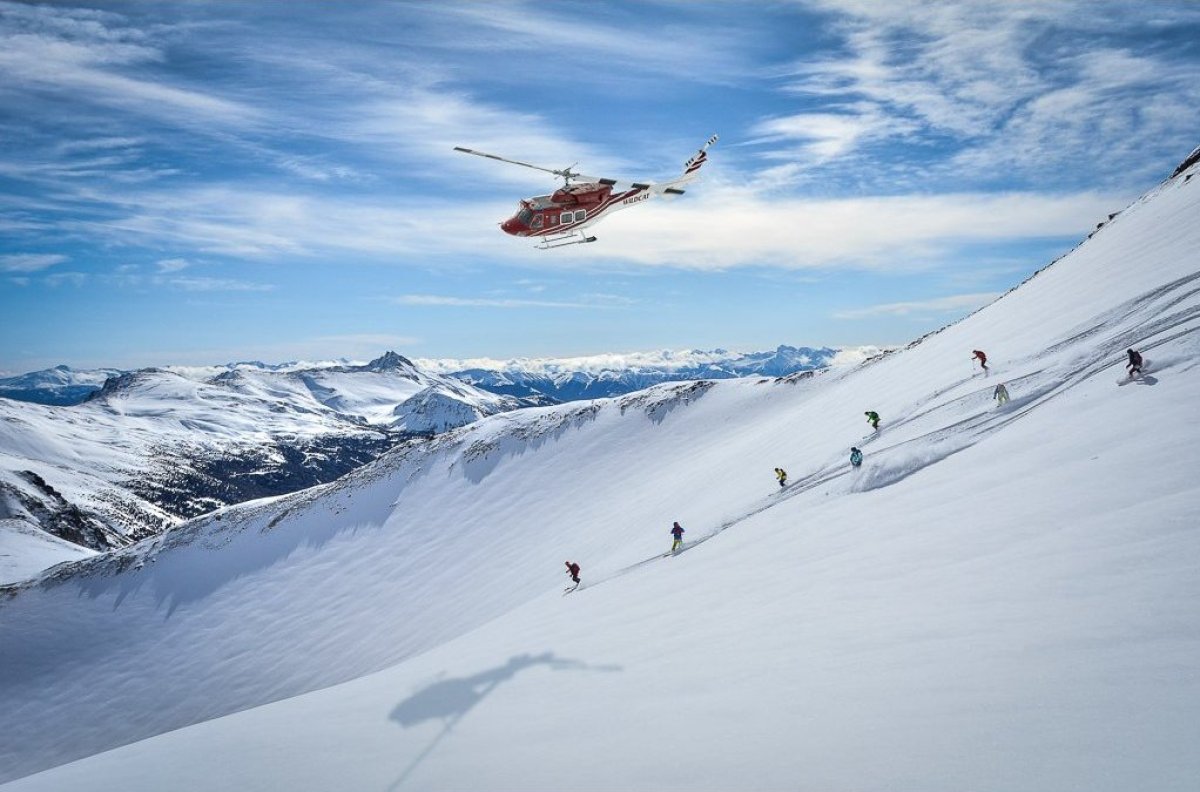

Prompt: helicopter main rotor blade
[453,147,578,180]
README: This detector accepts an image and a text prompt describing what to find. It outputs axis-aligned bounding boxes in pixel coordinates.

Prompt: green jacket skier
[670,521,685,552]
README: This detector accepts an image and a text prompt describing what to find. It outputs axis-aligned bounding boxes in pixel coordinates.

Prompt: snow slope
[0,520,95,584]
[1,162,1198,790]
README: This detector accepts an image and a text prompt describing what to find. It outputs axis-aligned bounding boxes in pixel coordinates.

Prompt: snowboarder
[865,411,880,431]
[564,561,580,586]
[1126,348,1143,378]
[670,521,685,552]
[774,467,788,487]
[972,350,989,372]
[850,447,863,468]
[993,382,1010,406]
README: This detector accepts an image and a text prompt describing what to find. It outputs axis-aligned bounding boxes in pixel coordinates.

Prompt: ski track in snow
[582,271,1200,593]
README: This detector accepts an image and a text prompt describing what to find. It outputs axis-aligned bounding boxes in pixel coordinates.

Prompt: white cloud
[762,1,1200,182]
[578,186,1124,270]
[161,276,274,292]
[749,105,915,163]
[0,3,261,128]
[43,271,88,287]
[834,292,1002,320]
[392,295,603,309]
[156,258,191,273]
[348,88,624,187]
[434,3,752,85]
[0,253,66,272]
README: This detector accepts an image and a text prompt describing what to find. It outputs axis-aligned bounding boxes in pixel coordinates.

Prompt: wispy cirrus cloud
[155,258,191,273]
[0,1,260,128]
[349,88,625,187]
[163,276,274,292]
[834,292,1001,320]
[758,0,1200,186]
[431,3,755,85]
[0,253,67,272]
[392,294,618,309]
[584,187,1122,270]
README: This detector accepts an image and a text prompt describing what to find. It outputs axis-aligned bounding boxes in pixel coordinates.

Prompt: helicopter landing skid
[536,231,597,250]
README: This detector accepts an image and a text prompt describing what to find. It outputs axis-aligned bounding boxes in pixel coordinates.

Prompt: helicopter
[453,134,718,249]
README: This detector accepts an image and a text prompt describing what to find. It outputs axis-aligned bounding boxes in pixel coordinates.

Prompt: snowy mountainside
[1,158,1199,790]
[0,352,526,579]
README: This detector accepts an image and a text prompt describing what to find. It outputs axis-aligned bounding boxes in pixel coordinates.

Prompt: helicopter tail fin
[652,134,718,198]
[681,134,719,179]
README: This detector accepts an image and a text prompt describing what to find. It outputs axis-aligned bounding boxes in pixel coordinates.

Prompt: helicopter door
[531,214,543,230]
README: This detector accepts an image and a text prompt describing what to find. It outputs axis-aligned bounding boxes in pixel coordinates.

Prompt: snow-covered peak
[0,365,123,406]
[361,350,416,373]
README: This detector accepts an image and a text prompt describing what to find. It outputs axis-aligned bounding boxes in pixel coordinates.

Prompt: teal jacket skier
[850,447,863,468]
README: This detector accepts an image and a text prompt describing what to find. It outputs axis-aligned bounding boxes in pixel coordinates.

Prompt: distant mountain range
[0,346,866,577]
[0,364,122,405]
[1,345,870,406]
[428,345,852,400]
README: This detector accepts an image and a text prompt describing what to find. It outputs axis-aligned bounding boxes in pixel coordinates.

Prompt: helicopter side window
[575,210,586,222]
[548,214,559,227]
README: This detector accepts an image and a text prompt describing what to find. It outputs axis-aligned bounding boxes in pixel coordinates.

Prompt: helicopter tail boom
[648,134,719,199]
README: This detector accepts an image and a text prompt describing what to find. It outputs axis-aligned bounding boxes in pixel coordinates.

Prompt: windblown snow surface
[1,164,1199,791]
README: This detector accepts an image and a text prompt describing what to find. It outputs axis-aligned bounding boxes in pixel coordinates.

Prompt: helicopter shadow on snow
[386,652,622,790]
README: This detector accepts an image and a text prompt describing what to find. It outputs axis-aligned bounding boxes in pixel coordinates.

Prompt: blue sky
[1,0,1198,372]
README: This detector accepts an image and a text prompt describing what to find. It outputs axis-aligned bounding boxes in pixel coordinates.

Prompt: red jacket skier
[972,350,988,371]
[564,561,580,585]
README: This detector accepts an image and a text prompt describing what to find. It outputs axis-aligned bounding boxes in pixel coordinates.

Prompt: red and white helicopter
[454,134,718,249]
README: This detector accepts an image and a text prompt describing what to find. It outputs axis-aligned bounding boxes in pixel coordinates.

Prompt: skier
[865,411,880,431]
[993,382,1010,406]
[1126,348,1143,378]
[850,447,863,468]
[972,350,989,372]
[670,521,685,552]
[564,561,581,587]
[774,467,788,487]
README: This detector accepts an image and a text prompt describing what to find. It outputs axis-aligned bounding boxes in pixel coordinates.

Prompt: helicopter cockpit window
[531,214,542,229]
[517,206,534,225]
